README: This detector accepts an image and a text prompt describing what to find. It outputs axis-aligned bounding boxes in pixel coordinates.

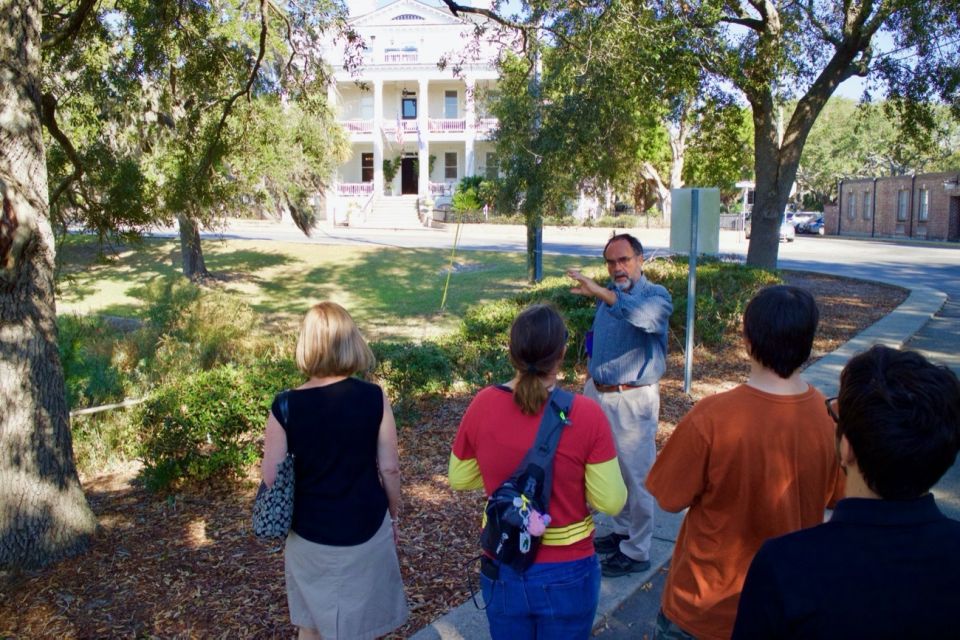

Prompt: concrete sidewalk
[411,282,951,640]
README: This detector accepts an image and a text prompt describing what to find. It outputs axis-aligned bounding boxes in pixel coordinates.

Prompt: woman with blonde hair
[449,303,627,639]
[261,301,408,639]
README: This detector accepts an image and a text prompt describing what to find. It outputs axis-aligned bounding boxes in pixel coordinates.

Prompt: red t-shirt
[452,386,619,563]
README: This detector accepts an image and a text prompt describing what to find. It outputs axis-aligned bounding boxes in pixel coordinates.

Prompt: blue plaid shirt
[587,275,673,386]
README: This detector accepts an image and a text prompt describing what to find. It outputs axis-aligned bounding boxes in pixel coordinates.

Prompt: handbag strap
[276,390,291,427]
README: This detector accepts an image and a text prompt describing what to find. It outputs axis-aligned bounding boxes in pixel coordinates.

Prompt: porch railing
[341,119,374,133]
[337,183,374,196]
[429,118,466,133]
[477,118,498,134]
[383,52,418,64]
[429,182,455,196]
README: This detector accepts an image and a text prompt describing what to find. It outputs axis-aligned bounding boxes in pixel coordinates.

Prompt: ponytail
[508,304,568,415]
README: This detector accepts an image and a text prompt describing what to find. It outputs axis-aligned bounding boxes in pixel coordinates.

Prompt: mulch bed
[0,272,906,639]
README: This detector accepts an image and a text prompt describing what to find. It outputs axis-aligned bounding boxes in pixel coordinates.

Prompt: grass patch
[56,236,593,339]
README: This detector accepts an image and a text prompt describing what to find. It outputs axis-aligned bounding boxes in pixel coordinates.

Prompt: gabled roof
[350,0,463,26]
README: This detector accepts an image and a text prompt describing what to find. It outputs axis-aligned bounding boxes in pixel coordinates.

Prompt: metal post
[531,27,544,283]
[683,189,700,394]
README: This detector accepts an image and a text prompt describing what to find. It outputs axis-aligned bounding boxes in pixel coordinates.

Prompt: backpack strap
[511,387,574,513]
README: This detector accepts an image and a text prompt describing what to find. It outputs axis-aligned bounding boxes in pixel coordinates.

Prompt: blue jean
[480,555,601,640]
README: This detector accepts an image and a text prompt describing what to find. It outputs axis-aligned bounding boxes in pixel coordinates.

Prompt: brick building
[822,171,960,242]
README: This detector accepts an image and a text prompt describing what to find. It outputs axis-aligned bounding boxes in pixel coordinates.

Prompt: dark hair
[837,345,960,500]
[742,285,818,378]
[603,233,644,259]
[509,303,568,415]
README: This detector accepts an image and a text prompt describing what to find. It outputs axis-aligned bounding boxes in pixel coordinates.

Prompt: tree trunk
[665,98,692,227]
[745,98,792,269]
[639,162,671,221]
[0,0,97,570]
[178,214,208,280]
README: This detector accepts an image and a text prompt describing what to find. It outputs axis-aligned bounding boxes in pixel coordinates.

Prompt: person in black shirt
[261,301,408,639]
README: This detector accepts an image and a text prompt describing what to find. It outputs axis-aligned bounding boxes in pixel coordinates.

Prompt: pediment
[350,0,464,26]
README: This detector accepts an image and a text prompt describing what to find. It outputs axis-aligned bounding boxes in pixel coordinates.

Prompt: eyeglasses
[604,255,638,269]
[824,396,839,424]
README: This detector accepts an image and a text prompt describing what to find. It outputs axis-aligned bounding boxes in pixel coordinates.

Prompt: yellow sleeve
[585,458,627,515]
[448,452,484,491]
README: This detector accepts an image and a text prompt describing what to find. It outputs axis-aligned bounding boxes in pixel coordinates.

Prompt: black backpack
[480,388,574,573]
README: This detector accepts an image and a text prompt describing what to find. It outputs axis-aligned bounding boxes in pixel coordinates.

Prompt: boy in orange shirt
[646,285,844,640]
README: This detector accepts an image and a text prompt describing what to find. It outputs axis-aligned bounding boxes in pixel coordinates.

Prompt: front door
[401,157,418,195]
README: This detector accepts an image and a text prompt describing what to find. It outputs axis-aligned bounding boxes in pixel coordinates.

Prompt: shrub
[71,410,141,475]
[593,215,640,228]
[371,341,455,420]
[58,314,132,408]
[135,357,302,492]
[135,278,263,382]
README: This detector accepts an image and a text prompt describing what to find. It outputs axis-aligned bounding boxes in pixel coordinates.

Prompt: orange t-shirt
[647,384,844,640]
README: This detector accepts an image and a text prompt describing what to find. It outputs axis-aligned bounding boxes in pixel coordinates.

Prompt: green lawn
[56,236,592,339]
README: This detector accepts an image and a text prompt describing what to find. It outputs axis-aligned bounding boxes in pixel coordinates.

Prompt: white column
[465,77,476,177]
[373,78,384,195]
[418,78,430,196]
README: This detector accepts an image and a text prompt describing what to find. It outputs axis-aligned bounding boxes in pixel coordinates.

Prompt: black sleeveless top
[272,378,388,546]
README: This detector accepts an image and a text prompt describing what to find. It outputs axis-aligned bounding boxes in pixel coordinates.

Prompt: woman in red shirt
[449,303,627,639]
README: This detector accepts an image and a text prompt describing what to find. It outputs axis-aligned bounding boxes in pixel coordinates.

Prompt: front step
[354,195,424,229]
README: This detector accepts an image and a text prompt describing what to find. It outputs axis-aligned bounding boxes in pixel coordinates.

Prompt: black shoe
[594,532,628,555]
[601,549,651,578]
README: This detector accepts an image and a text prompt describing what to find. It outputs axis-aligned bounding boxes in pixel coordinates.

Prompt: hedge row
[132,258,780,491]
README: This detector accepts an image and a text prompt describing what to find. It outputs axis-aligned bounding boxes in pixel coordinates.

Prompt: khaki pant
[585,378,659,562]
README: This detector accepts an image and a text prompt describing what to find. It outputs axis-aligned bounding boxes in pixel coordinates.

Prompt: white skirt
[284,514,409,639]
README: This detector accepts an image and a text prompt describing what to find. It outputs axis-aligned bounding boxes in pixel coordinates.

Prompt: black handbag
[252,391,294,540]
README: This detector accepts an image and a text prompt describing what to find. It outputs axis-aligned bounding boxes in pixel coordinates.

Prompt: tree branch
[440,0,526,31]
[42,0,98,49]
[40,93,85,208]
[194,0,269,180]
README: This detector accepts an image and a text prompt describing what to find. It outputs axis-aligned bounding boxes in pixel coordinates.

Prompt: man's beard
[614,277,633,291]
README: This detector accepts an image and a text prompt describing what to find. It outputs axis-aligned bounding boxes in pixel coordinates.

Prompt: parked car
[791,211,819,228]
[744,217,796,242]
[797,215,825,235]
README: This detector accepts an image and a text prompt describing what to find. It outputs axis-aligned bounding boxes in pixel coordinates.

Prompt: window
[359,95,373,120]
[863,190,872,220]
[392,13,425,21]
[361,153,373,183]
[444,152,457,180]
[402,98,417,119]
[444,91,458,118]
[485,152,499,180]
[918,188,929,221]
[847,192,857,219]
[897,189,909,221]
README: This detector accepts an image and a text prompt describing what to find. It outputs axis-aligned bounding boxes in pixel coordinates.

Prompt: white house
[324,0,503,226]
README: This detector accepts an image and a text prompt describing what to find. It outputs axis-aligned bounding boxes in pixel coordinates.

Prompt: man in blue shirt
[733,345,960,639]
[568,233,673,577]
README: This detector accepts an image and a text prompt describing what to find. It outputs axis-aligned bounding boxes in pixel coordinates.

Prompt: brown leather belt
[593,382,646,393]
